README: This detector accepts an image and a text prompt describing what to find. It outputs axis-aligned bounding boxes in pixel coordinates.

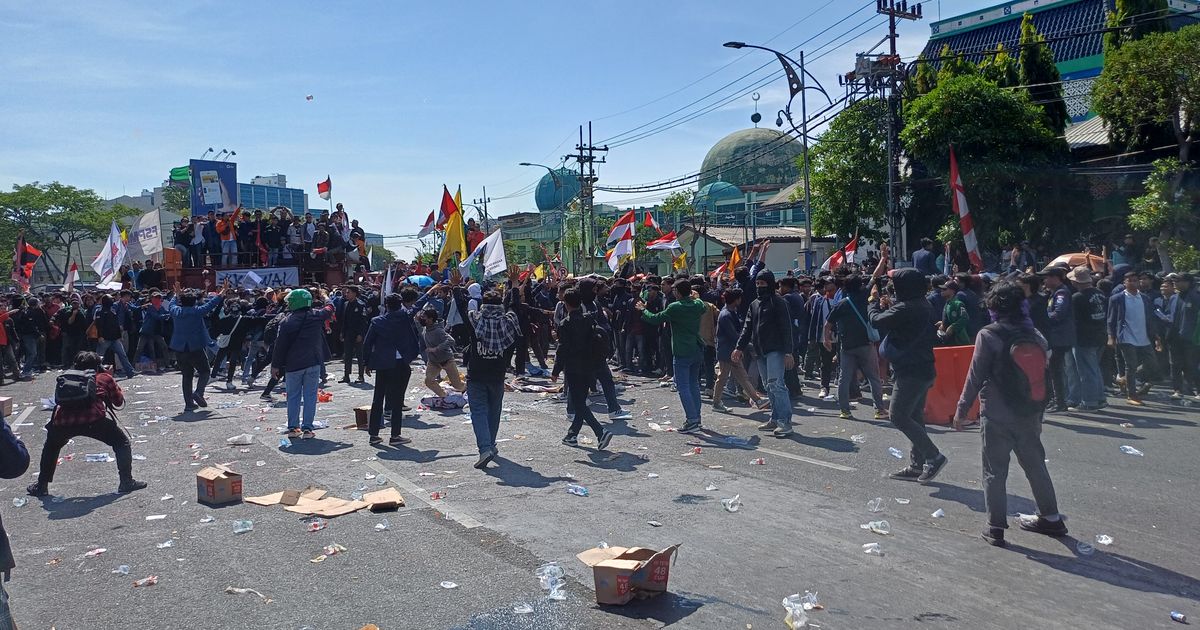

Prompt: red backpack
[987,323,1050,416]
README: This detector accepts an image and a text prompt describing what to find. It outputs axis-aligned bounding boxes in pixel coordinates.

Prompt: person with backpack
[639,278,709,434]
[27,351,147,497]
[465,289,520,469]
[954,280,1066,547]
[824,275,887,421]
[868,253,949,484]
[551,288,615,451]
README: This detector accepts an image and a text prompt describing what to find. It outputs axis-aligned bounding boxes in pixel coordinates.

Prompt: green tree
[1104,0,1169,53]
[1127,159,1199,272]
[1018,14,1070,135]
[0,182,123,281]
[936,44,976,84]
[161,184,191,216]
[659,189,694,217]
[901,75,1069,249]
[805,98,889,242]
[371,246,397,265]
[912,54,937,95]
[978,44,1019,88]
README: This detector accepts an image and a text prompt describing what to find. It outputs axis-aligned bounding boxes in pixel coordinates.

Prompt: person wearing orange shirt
[216,206,243,267]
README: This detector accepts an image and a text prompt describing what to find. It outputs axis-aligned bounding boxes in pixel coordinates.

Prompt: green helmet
[286,288,313,311]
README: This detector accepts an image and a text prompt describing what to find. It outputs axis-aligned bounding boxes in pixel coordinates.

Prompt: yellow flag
[672,251,687,271]
[534,264,546,280]
[436,185,468,267]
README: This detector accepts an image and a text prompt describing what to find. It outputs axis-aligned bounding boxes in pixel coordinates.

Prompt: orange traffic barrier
[923,345,979,425]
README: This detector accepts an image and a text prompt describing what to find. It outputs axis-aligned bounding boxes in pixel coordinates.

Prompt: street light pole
[519,161,571,272]
[723,42,832,271]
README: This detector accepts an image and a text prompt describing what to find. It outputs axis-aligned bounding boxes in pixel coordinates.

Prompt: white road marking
[366,460,482,529]
[10,406,35,425]
[752,445,856,472]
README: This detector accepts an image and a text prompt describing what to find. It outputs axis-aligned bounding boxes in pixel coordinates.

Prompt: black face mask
[757,286,773,299]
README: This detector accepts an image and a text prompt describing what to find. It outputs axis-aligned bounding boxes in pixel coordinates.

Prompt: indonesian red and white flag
[317,176,332,201]
[605,232,634,273]
[643,211,663,235]
[62,262,80,293]
[646,231,680,251]
[709,262,727,279]
[606,210,637,245]
[950,146,984,273]
[417,210,436,238]
[820,236,858,272]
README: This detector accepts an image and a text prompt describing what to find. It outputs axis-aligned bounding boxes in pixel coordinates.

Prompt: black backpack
[55,370,97,408]
[987,324,1050,417]
[582,312,610,363]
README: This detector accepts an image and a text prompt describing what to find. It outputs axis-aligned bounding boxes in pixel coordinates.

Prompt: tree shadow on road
[1011,536,1200,602]
[925,482,1037,515]
[485,457,576,489]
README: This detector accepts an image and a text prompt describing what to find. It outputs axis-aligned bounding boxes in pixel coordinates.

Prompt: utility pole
[878,0,922,262]
[472,187,490,232]
[565,122,607,273]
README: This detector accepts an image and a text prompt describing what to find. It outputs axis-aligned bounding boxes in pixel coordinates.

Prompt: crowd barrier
[923,344,979,426]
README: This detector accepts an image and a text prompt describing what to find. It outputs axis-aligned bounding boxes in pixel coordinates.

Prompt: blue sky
[0,0,995,253]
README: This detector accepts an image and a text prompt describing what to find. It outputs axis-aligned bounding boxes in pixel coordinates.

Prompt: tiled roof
[921,0,1104,67]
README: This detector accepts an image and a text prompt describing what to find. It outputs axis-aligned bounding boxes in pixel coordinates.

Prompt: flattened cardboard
[283,497,369,517]
[361,487,405,511]
[196,465,243,506]
[245,487,326,506]
[577,543,680,605]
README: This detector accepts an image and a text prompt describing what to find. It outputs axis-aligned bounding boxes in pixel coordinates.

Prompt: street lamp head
[723,41,746,49]
[518,162,532,166]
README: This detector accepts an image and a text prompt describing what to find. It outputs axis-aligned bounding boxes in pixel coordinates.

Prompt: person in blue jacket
[168,282,225,411]
[362,289,421,446]
[272,288,334,439]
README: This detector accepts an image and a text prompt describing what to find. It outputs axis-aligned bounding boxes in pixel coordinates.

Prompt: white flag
[126,209,163,259]
[62,262,80,293]
[91,220,127,284]
[458,228,507,278]
[241,270,263,288]
[381,264,393,299]
[367,247,374,269]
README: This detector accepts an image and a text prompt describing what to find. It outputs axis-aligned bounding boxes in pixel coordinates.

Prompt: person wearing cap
[1107,270,1161,406]
[1037,264,1076,412]
[1066,266,1108,410]
[935,279,970,346]
[1169,273,1200,399]
[271,288,334,439]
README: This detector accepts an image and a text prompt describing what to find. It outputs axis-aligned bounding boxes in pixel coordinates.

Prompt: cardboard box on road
[196,465,243,506]
[354,405,371,430]
[576,544,680,605]
[0,396,12,417]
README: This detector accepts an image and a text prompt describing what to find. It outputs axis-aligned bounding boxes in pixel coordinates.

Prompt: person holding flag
[11,232,43,292]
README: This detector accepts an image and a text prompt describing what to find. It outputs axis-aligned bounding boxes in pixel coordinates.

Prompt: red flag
[11,233,42,289]
[435,187,459,230]
[418,210,436,238]
[643,211,663,235]
[606,210,637,245]
[317,176,332,201]
[950,146,983,273]
[646,231,680,250]
[821,236,858,272]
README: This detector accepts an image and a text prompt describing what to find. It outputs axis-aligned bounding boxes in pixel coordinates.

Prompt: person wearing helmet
[271,288,334,439]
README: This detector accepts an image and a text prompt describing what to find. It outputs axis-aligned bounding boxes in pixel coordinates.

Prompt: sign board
[215,266,299,288]
[189,159,238,217]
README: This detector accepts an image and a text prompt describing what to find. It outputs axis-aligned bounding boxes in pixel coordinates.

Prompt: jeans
[673,352,703,424]
[565,372,606,438]
[1117,343,1157,400]
[174,244,192,267]
[19,335,38,376]
[96,338,135,377]
[177,349,210,404]
[1066,346,1105,406]
[1048,347,1070,409]
[838,344,885,412]
[889,374,940,466]
[370,364,411,437]
[221,240,238,267]
[0,580,13,630]
[467,379,504,454]
[285,364,321,430]
[982,415,1059,529]
[758,350,792,426]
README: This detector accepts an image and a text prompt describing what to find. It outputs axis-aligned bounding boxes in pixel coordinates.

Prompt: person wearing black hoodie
[733,269,796,437]
[869,261,949,483]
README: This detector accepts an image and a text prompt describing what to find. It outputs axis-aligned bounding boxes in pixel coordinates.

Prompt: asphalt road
[1,361,1197,629]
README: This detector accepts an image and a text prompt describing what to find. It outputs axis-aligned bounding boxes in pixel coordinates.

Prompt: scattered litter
[861,520,891,535]
[578,437,594,445]
[311,543,347,563]
[895,498,910,505]
[112,565,130,575]
[566,484,589,497]
[806,407,817,413]
[364,473,377,480]
[721,495,742,513]
[931,508,945,518]
[279,438,292,449]
[132,455,146,461]
[647,473,660,479]
[375,519,390,531]
[708,465,723,469]
[867,498,884,513]
[1095,534,1113,546]
[84,548,108,557]
[1076,541,1095,555]
[304,518,328,532]
[1120,422,1134,428]
[1119,445,1144,456]
[887,447,904,459]
[705,482,719,491]
[1171,611,1187,623]
[226,434,255,446]
[862,542,883,555]
[440,581,459,589]
[156,540,174,549]
[133,575,158,587]
[781,594,811,630]
[749,458,765,465]
[233,520,254,534]
[851,434,867,444]
[724,436,751,447]
[145,514,167,521]
[513,603,534,614]
[225,586,273,603]
[419,472,436,477]
[647,520,663,527]
[84,453,115,463]
[200,515,215,523]
[255,461,266,467]
[160,494,174,501]
[11,498,26,508]
[429,491,445,500]
[682,447,702,457]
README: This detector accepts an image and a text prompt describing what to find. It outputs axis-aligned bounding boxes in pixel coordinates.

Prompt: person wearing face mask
[134,292,170,374]
[804,278,838,398]
[732,270,796,437]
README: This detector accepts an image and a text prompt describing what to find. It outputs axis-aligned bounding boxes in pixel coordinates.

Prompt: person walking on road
[638,279,708,434]
[272,288,334,439]
[869,256,949,483]
[168,284,225,410]
[552,289,614,450]
[362,290,421,446]
[338,285,369,383]
[0,408,29,628]
[1037,265,1076,412]
[824,275,887,421]
[465,289,520,469]
[712,289,766,413]
[733,270,796,437]
[954,280,1067,547]
[1107,272,1160,406]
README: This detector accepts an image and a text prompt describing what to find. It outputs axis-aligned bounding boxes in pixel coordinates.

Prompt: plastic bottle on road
[721,495,742,513]
[862,542,883,555]
[888,447,904,459]
[867,498,884,513]
[566,484,589,497]
[12,497,26,508]
[861,520,891,535]
[1119,445,1144,456]
[233,520,254,534]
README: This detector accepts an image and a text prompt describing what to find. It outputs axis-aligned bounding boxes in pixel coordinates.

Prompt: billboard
[189,159,238,217]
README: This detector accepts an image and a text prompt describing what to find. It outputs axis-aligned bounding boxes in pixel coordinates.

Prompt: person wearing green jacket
[638,278,707,433]
[937,280,971,346]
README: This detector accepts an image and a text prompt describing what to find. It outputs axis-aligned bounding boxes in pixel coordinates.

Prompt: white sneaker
[609,410,632,420]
